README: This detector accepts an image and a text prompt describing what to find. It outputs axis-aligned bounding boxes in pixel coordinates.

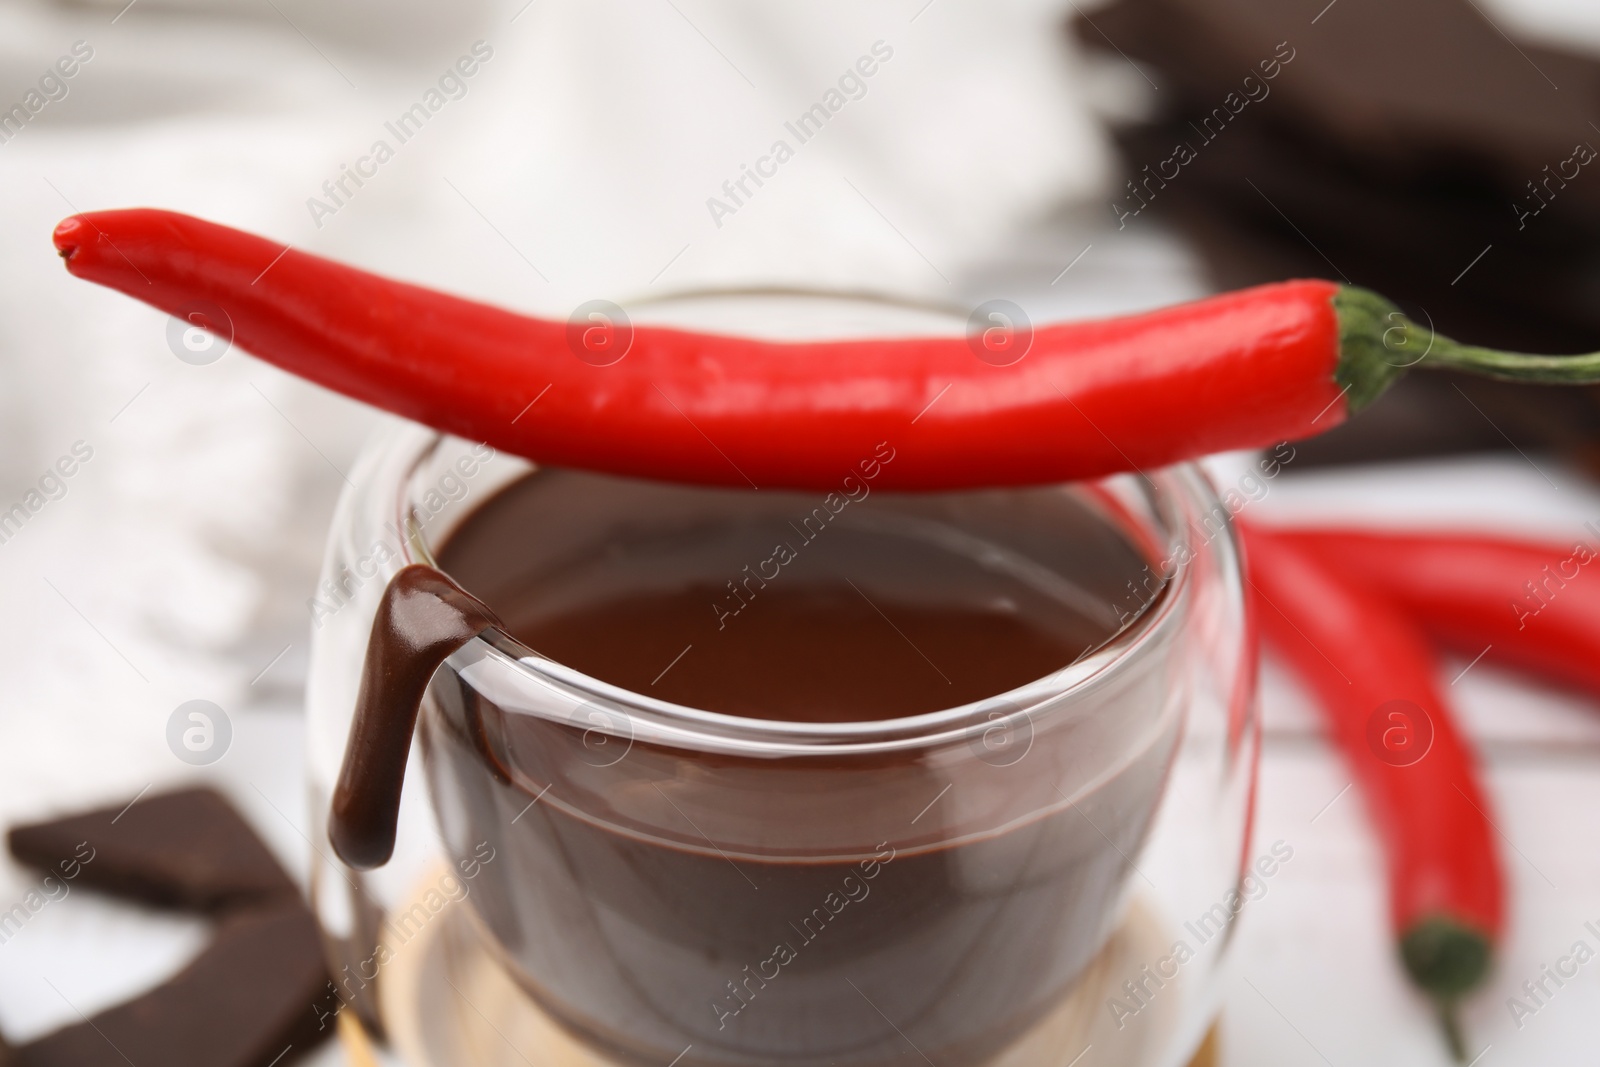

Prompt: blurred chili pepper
[51,208,1600,492]
[1268,527,1600,699]
[1245,526,1503,1060]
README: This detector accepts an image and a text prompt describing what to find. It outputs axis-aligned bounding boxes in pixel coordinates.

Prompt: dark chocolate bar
[1070,0,1600,467]
[8,788,298,913]
[15,906,331,1067]
[1078,0,1600,197]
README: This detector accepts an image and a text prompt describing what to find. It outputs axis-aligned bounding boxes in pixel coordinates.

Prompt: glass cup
[305,293,1258,1067]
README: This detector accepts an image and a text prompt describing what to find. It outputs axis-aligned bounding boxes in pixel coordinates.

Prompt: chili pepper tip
[52,216,84,260]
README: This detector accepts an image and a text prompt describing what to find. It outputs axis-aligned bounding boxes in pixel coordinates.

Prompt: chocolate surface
[435,469,1138,721]
[508,580,1104,721]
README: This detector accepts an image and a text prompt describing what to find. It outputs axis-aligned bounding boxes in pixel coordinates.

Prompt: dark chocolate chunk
[1108,117,1600,347]
[8,788,298,913]
[1071,0,1600,468]
[15,905,332,1067]
[1079,0,1600,195]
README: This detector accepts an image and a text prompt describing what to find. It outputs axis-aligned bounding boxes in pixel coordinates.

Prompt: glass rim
[365,285,1241,756]
[378,428,1230,756]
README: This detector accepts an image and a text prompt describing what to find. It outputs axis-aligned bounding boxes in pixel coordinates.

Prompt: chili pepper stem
[1335,285,1600,410]
[1421,332,1600,385]
[1332,287,1412,411]
[1436,1002,1468,1064]
[1399,915,1493,1062]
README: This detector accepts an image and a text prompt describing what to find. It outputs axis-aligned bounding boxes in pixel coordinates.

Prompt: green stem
[1333,286,1600,415]
[1421,330,1600,385]
[1399,915,1492,1063]
[1437,1002,1468,1063]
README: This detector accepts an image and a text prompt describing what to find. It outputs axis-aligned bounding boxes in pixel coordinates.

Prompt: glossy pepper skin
[1245,526,1502,1057]
[56,209,1600,491]
[52,209,1352,491]
[1268,527,1600,699]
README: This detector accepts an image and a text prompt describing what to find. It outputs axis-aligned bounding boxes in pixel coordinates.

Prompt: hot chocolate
[412,468,1180,1066]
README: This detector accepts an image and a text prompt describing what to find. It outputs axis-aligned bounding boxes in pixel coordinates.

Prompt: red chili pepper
[51,209,1600,492]
[1265,526,1600,699]
[1244,526,1503,1059]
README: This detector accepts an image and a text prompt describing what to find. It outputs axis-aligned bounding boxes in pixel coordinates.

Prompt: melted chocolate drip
[329,564,500,870]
